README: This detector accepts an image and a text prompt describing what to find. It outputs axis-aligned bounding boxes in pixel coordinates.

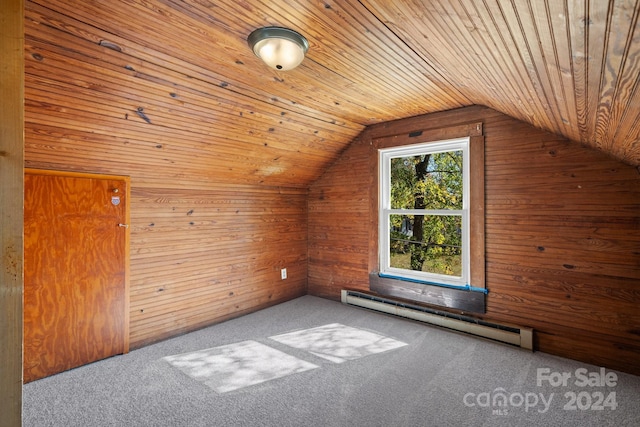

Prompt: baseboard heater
[341,290,533,350]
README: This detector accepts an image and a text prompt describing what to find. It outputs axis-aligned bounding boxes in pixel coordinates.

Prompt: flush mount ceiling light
[248,27,309,71]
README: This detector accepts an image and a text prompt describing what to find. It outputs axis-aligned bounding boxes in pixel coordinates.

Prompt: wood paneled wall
[16,178,308,351]
[18,177,308,350]
[309,105,640,375]
[129,184,307,347]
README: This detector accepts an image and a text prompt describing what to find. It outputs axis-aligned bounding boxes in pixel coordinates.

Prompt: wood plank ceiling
[25,0,640,190]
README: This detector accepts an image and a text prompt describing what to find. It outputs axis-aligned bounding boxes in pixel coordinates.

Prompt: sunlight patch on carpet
[269,323,408,363]
[164,340,318,393]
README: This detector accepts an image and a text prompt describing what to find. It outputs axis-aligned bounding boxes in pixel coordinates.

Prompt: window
[379,137,471,289]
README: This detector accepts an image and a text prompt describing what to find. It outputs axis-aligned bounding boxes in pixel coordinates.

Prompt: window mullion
[387,209,464,216]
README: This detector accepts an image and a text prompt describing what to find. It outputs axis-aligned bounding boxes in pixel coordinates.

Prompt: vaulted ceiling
[25,0,640,188]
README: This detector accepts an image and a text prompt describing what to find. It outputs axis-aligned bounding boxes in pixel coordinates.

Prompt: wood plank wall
[0,0,24,424]
[24,169,308,350]
[23,175,308,351]
[309,105,640,375]
[129,184,307,347]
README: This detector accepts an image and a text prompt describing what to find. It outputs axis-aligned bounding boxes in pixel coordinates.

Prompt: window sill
[369,273,486,313]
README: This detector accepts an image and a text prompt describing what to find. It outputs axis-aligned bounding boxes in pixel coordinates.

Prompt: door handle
[118,223,129,228]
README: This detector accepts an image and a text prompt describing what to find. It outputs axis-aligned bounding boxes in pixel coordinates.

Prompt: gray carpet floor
[23,295,640,426]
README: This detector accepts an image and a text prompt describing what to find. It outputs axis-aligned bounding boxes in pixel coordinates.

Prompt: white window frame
[379,137,470,287]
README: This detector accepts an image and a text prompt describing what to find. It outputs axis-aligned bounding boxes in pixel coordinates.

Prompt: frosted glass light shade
[248,27,309,71]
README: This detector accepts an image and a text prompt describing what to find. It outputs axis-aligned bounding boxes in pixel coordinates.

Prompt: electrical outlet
[281,268,287,280]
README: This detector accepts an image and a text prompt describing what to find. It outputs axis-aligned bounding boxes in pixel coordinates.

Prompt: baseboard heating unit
[341,290,533,350]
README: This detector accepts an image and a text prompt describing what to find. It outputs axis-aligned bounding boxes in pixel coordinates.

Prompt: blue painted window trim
[378,272,488,294]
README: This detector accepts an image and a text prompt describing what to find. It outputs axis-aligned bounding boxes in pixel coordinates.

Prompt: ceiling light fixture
[248,27,309,71]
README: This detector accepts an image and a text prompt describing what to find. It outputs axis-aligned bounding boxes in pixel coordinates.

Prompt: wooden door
[24,170,129,383]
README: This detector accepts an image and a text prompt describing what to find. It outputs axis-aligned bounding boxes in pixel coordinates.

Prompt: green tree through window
[390,151,463,276]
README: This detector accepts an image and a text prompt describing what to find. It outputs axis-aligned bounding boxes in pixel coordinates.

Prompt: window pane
[390,151,463,210]
[389,214,462,277]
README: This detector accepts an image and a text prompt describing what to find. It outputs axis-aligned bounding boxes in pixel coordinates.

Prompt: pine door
[24,170,129,383]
